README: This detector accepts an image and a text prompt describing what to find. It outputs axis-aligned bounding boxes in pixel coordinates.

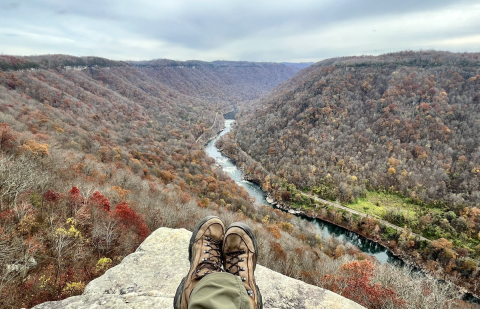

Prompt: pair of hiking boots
[174,216,263,309]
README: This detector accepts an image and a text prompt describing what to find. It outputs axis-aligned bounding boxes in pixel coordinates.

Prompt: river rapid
[206,119,403,265]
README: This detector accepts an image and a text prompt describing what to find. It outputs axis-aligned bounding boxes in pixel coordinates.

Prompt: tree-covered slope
[218,51,480,299]
[235,51,480,207]
[0,54,303,307]
[130,59,301,107]
[0,53,475,309]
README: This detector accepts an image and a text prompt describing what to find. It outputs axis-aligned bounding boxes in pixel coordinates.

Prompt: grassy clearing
[347,191,419,219]
[302,190,480,254]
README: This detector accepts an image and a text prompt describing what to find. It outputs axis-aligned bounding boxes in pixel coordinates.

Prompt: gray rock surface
[33,227,365,309]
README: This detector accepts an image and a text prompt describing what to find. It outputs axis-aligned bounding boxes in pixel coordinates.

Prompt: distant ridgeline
[312,50,480,69]
[130,59,301,69]
[0,55,126,71]
[282,62,315,70]
[127,59,301,104]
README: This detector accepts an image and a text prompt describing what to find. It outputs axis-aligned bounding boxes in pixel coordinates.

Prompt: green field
[341,191,479,250]
[346,191,419,219]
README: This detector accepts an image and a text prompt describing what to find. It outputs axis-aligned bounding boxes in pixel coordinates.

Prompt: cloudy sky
[0,0,479,62]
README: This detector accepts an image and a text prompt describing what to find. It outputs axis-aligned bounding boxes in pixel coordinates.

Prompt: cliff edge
[33,227,365,309]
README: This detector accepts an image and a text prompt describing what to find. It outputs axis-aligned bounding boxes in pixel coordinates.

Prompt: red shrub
[114,202,150,240]
[43,189,60,203]
[88,191,110,212]
[324,260,405,309]
[69,187,84,213]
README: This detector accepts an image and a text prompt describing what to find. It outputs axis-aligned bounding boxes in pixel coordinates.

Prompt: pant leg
[188,272,253,309]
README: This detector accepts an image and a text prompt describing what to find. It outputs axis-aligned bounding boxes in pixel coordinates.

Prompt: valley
[0,52,479,308]
[4,1,480,308]
[218,50,480,303]
[210,118,400,265]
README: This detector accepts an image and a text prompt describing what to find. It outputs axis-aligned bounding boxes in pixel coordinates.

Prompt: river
[206,119,403,265]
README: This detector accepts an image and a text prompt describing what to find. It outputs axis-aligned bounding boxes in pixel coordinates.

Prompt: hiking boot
[223,222,263,309]
[174,216,225,309]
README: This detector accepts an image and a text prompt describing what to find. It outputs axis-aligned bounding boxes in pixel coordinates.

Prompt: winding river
[206,117,480,304]
[206,119,403,265]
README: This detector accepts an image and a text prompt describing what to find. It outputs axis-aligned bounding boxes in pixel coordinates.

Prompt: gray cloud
[1,2,20,10]
[0,0,479,61]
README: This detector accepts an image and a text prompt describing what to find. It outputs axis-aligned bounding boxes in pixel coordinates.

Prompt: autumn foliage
[324,260,405,308]
[88,191,111,212]
[0,123,16,151]
[113,202,150,240]
[0,55,304,308]
[224,50,480,298]
[234,51,480,208]
[0,53,476,308]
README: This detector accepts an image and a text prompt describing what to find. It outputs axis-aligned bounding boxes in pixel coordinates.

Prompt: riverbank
[268,194,414,266]
[269,185,480,301]
[195,111,229,146]
[215,122,480,300]
[269,186,480,301]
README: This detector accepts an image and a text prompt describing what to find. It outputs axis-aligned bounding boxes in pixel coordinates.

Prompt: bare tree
[0,238,35,294]
[373,264,462,309]
[91,216,120,257]
[0,155,45,209]
[52,219,80,283]
[12,201,33,221]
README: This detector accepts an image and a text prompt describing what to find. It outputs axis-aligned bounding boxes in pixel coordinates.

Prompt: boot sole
[173,276,187,309]
[227,222,263,309]
[256,284,263,309]
[174,215,222,309]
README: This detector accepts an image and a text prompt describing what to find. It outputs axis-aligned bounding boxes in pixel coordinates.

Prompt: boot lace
[225,249,254,297]
[225,249,246,276]
[194,236,223,279]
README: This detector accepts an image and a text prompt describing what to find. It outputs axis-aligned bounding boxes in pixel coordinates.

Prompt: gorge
[1,52,478,308]
[207,117,402,265]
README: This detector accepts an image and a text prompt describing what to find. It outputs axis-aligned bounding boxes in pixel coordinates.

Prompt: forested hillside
[0,53,477,309]
[0,55,306,307]
[130,59,299,108]
[235,51,480,206]
[225,50,480,297]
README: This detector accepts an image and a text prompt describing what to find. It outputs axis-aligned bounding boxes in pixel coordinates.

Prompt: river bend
[206,119,402,265]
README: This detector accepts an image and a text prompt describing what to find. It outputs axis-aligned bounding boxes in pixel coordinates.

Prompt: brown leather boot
[223,222,263,309]
[174,216,225,309]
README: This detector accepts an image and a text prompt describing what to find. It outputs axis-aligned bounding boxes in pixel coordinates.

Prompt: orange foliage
[111,186,130,202]
[267,225,281,239]
[159,170,175,183]
[18,139,49,157]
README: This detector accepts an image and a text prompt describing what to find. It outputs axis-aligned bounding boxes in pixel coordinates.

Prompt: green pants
[189,273,253,309]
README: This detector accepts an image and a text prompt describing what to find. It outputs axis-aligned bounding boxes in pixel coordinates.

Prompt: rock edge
[33,227,365,309]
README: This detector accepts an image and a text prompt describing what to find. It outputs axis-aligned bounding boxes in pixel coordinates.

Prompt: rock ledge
[34,227,365,309]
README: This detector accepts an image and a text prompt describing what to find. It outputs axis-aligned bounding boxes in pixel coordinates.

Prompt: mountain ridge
[227,50,480,297]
